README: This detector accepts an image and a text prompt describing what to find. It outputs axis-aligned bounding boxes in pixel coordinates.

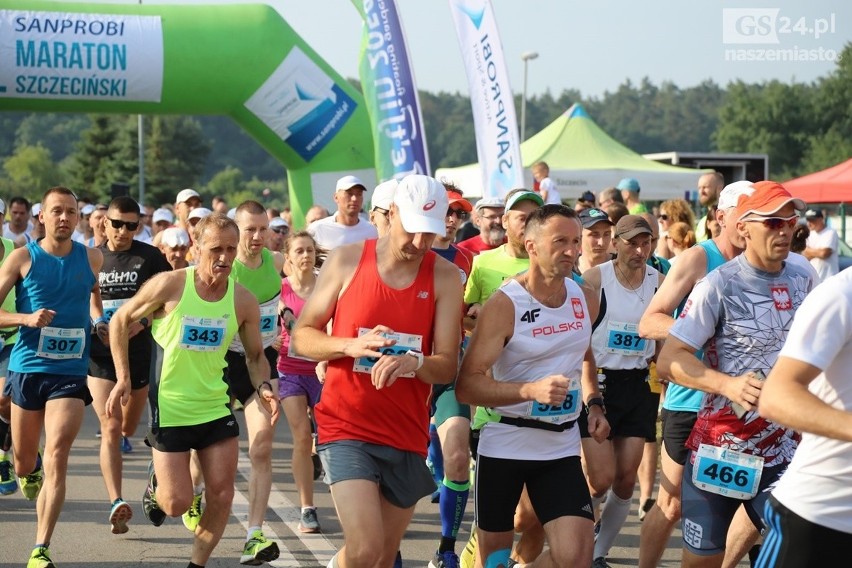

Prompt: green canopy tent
[435,103,709,201]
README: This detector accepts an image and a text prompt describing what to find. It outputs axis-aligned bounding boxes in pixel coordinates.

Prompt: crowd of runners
[0,167,849,568]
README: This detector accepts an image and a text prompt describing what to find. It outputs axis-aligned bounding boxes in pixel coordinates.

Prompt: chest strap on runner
[498,415,576,432]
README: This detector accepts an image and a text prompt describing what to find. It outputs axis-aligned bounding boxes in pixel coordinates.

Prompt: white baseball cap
[371,179,399,211]
[187,207,212,222]
[152,208,174,225]
[717,181,755,211]
[176,188,201,204]
[227,207,237,219]
[80,204,95,216]
[160,227,191,248]
[269,217,289,229]
[0,198,5,216]
[393,175,449,236]
[31,203,42,217]
[335,175,366,192]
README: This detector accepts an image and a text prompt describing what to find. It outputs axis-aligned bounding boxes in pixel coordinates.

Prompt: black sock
[188,563,204,568]
[438,536,456,554]
[0,418,9,452]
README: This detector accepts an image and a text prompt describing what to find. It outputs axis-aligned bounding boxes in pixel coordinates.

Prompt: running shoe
[591,557,612,568]
[0,454,17,495]
[19,450,43,501]
[299,507,321,533]
[429,550,460,568]
[182,492,203,532]
[638,498,655,522]
[109,498,133,534]
[27,546,55,568]
[240,529,279,565]
[120,436,133,454]
[142,460,166,527]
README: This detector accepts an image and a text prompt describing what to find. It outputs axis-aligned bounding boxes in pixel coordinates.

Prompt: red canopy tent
[785,158,852,204]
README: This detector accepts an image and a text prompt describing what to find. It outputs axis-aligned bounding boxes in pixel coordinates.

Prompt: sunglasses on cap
[446,208,469,221]
[107,218,140,231]
[743,215,798,230]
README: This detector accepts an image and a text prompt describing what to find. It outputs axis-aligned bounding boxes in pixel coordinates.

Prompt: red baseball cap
[447,191,473,212]
[735,181,805,221]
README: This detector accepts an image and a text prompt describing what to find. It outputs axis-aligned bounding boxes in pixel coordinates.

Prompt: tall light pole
[520,51,539,142]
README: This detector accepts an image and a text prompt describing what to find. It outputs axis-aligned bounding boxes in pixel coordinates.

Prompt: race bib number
[353,328,423,377]
[36,327,85,360]
[259,302,278,344]
[180,316,227,352]
[102,298,128,323]
[606,321,645,356]
[692,444,764,500]
[529,376,581,421]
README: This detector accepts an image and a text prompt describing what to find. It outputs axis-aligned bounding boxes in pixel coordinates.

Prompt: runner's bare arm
[235,284,280,425]
[657,335,764,412]
[106,270,182,414]
[639,245,706,340]
[0,246,52,328]
[457,290,570,407]
[292,244,395,361]
[760,356,852,441]
[581,345,610,443]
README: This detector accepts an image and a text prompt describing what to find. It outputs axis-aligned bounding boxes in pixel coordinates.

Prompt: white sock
[327,552,339,568]
[247,525,261,541]
[301,506,316,513]
[193,485,203,496]
[594,491,632,559]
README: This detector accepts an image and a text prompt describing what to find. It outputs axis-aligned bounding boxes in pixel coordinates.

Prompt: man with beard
[0,187,104,568]
[464,190,542,324]
[456,197,506,257]
[694,172,724,243]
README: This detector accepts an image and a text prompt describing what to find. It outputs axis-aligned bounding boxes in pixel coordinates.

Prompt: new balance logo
[417,290,429,299]
[520,308,541,323]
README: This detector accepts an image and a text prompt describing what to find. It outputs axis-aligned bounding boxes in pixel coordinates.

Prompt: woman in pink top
[277,231,324,534]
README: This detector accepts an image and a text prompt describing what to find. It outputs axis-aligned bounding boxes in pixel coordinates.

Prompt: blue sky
[274,0,850,98]
[46,0,850,98]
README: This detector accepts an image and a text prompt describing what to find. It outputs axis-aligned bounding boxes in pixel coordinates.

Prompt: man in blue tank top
[0,186,105,568]
[637,181,760,568]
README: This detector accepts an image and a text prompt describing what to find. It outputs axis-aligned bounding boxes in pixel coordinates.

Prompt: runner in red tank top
[293,174,464,568]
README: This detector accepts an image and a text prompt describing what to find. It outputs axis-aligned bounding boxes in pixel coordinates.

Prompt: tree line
[1,43,848,208]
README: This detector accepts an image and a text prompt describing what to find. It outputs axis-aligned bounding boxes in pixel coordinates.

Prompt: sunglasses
[270,227,289,235]
[447,208,470,221]
[743,215,798,230]
[107,218,140,231]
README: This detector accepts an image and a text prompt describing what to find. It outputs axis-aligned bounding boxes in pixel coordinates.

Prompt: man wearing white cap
[72,203,96,244]
[368,179,399,238]
[151,208,174,237]
[157,228,191,270]
[267,217,289,253]
[307,175,378,251]
[456,197,507,257]
[293,174,463,568]
[637,180,761,568]
[174,189,202,233]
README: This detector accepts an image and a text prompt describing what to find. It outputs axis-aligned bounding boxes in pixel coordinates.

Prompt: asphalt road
[0,405,709,568]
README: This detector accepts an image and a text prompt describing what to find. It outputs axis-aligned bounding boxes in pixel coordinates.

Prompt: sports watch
[404,349,424,370]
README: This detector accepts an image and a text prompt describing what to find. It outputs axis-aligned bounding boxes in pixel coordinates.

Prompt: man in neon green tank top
[0,234,19,496]
[106,214,280,568]
[225,200,286,563]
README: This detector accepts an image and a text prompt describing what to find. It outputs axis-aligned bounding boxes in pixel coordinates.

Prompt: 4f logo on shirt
[770,286,791,310]
[520,308,541,323]
[571,298,584,319]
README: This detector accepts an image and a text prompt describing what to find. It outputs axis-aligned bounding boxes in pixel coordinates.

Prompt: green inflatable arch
[0,1,375,226]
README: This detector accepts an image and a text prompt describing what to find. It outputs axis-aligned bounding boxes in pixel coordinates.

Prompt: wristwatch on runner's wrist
[404,349,424,370]
[586,396,606,414]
